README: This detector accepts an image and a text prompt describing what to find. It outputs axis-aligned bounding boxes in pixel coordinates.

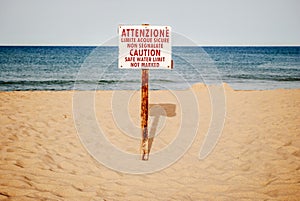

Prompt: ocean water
[0,46,299,91]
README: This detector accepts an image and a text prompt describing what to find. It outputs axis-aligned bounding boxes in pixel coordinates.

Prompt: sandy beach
[0,84,299,200]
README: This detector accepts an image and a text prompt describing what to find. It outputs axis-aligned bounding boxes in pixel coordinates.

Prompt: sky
[0,0,299,46]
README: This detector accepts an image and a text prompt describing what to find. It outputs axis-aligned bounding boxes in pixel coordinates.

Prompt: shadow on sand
[148,103,176,153]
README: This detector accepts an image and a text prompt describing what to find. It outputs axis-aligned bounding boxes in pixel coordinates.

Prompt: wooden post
[141,69,149,160]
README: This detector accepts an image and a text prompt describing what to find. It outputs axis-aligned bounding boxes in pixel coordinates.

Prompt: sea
[0,46,299,91]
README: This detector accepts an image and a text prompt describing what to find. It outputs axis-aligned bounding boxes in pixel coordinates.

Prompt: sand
[0,84,299,200]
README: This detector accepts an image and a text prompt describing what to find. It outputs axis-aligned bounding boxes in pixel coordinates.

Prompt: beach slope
[0,84,299,200]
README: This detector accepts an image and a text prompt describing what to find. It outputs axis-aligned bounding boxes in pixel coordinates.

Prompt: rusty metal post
[140,23,150,161]
[141,69,149,160]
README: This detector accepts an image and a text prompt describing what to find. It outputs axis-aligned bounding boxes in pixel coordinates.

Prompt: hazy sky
[0,0,299,45]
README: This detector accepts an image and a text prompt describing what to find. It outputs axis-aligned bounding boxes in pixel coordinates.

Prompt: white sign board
[118,25,172,69]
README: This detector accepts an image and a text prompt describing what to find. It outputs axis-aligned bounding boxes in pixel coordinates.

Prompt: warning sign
[118,25,172,69]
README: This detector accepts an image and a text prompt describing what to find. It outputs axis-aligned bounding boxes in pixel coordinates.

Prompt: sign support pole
[140,23,150,160]
[141,69,149,160]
